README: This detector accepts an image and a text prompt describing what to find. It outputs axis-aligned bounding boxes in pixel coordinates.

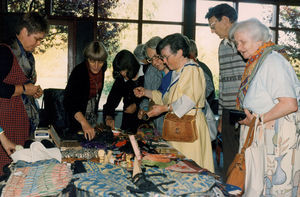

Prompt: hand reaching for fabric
[147,104,165,118]
[81,121,95,141]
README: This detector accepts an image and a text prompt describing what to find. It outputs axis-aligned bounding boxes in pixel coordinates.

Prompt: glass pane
[97,22,138,109]
[35,25,68,90]
[279,6,300,28]
[143,0,183,22]
[8,0,45,14]
[278,30,300,78]
[100,0,138,19]
[238,3,275,27]
[52,0,93,17]
[196,0,233,23]
[142,24,182,43]
[195,26,221,93]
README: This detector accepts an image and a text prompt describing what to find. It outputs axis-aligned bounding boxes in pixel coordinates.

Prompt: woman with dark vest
[0,12,49,175]
[64,41,108,141]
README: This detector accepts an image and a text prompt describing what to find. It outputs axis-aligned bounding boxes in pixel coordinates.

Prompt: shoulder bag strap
[240,117,257,154]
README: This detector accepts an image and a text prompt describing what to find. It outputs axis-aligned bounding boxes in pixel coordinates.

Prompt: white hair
[229,18,272,42]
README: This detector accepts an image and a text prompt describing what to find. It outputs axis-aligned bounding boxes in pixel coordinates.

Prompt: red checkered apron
[0,44,30,175]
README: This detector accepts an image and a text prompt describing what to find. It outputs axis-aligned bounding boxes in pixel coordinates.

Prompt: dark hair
[113,49,140,80]
[84,41,108,62]
[205,4,237,23]
[16,12,49,35]
[156,33,190,58]
[189,39,198,58]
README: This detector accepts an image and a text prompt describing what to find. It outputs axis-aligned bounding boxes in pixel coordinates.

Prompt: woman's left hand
[238,109,255,126]
[147,104,164,118]
[125,103,137,114]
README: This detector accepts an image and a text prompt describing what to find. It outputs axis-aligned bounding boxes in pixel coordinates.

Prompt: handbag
[229,109,247,125]
[162,64,200,142]
[226,117,256,192]
[162,111,198,142]
[244,115,265,196]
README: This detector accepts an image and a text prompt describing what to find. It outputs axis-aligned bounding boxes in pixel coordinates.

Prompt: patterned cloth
[73,161,216,196]
[144,167,215,196]
[2,159,72,197]
[73,162,136,197]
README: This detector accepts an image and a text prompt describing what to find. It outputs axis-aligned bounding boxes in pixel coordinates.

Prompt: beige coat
[152,62,214,172]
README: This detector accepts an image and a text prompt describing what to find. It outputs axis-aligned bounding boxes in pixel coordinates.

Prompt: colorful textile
[73,161,216,196]
[73,162,136,197]
[2,159,72,197]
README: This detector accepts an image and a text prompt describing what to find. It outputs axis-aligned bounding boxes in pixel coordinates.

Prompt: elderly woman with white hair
[229,18,300,196]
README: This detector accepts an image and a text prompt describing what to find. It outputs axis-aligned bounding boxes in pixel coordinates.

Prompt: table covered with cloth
[72,161,216,196]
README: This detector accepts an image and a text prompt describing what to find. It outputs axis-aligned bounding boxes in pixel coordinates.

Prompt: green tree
[279,6,300,77]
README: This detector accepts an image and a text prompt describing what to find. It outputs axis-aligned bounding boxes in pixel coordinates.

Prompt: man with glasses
[205,4,246,181]
[138,36,169,134]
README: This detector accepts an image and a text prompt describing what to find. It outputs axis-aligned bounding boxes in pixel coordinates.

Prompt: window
[238,3,275,27]
[196,1,233,23]
[102,0,138,19]
[142,24,182,43]
[52,0,94,17]
[195,26,220,95]
[97,22,138,109]
[8,0,45,13]
[143,0,183,22]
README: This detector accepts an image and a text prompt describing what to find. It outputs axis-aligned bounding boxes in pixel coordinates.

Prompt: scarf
[236,41,288,110]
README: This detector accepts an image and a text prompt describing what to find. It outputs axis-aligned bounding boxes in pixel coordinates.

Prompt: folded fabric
[2,159,72,197]
[165,160,204,173]
[10,141,61,163]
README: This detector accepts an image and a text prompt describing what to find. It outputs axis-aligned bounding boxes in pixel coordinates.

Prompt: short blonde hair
[83,41,108,61]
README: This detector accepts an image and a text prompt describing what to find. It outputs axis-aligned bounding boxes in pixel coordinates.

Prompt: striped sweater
[218,39,246,116]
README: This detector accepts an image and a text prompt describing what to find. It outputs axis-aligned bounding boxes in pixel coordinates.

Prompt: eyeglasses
[146,55,163,63]
[209,21,217,30]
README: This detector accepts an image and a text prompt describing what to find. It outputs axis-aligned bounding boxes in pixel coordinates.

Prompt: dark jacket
[103,68,147,132]
[64,61,105,132]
